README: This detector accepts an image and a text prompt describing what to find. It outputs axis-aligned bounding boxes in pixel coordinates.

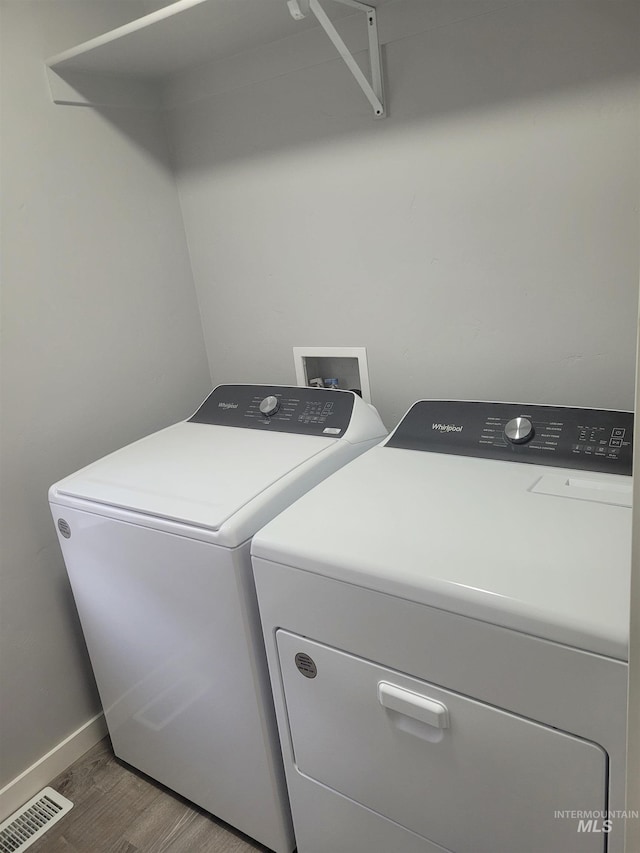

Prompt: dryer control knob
[259,395,280,417]
[504,416,534,444]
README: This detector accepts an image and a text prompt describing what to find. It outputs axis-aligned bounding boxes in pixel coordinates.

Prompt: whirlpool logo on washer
[217,402,238,410]
[432,423,464,433]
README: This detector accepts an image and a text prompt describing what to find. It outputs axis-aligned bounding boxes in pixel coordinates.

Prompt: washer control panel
[386,401,633,475]
[189,384,354,437]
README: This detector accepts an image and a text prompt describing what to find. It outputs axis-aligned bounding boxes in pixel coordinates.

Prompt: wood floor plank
[65,777,163,851]
[163,818,266,853]
[54,738,120,801]
[27,739,270,853]
[123,790,202,851]
[110,841,141,853]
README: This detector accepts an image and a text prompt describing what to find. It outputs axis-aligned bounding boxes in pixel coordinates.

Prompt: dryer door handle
[378,682,449,729]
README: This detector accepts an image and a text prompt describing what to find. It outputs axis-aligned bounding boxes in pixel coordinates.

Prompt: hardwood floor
[29,739,272,852]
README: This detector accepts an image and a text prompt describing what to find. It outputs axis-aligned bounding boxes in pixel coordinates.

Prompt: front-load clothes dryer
[251,400,633,853]
[49,384,386,853]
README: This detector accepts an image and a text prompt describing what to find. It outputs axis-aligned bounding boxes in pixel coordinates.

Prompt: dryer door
[276,630,607,853]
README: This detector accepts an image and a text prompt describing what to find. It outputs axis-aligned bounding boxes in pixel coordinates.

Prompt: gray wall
[168,0,640,430]
[0,0,210,789]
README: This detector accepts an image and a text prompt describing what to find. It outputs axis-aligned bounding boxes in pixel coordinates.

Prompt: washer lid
[251,446,633,660]
[54,421,336,531]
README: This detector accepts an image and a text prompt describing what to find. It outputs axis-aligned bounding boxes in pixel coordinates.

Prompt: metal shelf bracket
[287,0,386,118]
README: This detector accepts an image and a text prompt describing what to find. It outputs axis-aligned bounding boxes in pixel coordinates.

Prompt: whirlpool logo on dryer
[218,402,239,410]
[432,423,464,433]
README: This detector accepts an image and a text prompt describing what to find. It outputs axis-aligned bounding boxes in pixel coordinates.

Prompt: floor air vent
[0,788,73,852]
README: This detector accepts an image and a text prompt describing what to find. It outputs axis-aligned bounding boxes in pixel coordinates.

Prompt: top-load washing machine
[49,383,386,853]
[251,400,633,853]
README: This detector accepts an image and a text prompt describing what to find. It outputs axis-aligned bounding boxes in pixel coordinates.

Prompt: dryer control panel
[386,401,633,475]
[190,384,355,438]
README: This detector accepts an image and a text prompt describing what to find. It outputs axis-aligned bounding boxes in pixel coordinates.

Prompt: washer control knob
[505,416,534,444]
[259,395,280,417]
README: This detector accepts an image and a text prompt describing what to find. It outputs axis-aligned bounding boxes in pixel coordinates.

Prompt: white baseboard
[0,713,107,822]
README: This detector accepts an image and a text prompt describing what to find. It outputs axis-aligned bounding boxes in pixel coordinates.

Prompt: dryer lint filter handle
[530,474,632,507]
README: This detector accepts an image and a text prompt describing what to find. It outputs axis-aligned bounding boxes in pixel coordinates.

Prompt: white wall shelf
[45,0,388,112]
